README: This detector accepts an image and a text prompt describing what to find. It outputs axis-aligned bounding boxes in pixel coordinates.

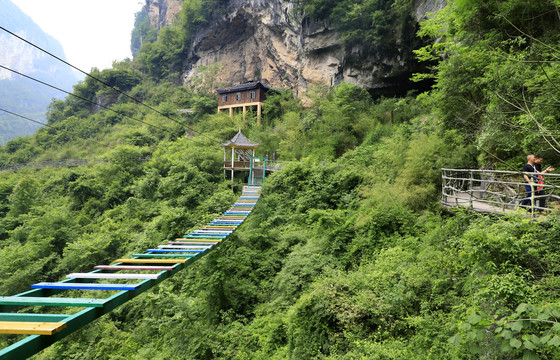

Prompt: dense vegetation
[415,0,560,168]
[1,0,560,359]
[299,0,418,54]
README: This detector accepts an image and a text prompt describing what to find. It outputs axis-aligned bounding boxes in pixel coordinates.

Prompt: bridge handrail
[442,167,560,178]
[441,168,560,215]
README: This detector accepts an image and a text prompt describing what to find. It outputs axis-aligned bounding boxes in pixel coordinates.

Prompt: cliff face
[146,0,183,31]
[145,0,445,96]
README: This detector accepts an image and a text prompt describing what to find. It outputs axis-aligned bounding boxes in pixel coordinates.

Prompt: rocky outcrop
[145,0,446,96]
[414,0,447,21]
[146,0,183,30]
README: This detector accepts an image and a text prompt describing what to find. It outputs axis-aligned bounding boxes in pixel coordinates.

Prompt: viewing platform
[441,168,560,216]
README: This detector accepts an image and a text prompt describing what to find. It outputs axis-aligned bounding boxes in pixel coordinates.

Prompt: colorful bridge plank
[0,297,106,307]
[66,273,161,280]
[189,233,231,237]
[188,232,230,236]
[31,283,141,291]
[113,258,188,264]
[0,321,67,335]
[168,241,218,246]
[132,254,196,259]
[158,244,212,249]
[183,235,227,239]
[0,314,68,322]
[94,265,176,271]
[177,237,223,242]
[146,249,205,253]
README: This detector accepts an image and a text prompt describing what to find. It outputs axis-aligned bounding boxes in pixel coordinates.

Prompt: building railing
[441,168,560,215]
[224,161,251,169]
[223,160,289,171]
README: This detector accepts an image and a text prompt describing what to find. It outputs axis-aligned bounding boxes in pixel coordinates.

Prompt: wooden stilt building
[217,82,270,125]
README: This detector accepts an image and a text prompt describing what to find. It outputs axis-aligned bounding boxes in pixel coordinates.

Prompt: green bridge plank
[0,297,106,308]
[0,314,69,322]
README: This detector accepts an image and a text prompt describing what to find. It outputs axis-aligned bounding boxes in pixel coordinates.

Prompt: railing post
[455,171,459,207]
[531,182,535,217]
[469,170,474,208]
[441,169,446,204]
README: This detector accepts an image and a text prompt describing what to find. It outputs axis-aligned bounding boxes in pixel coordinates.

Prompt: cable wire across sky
[0,25,222,145]
[0,63,213,148]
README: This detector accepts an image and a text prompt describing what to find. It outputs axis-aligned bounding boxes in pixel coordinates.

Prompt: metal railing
[441,168,560,215]
[0,158,105,172]
[223,160,289,171]
[223,161,251,169]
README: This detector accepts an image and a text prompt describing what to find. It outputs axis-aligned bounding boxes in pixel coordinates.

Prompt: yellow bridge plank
[0,321,67,335]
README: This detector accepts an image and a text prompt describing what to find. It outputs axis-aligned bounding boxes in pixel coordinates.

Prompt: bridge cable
[0,64,175,135]
[0,66,213,151]
[0,106,124,151]
[0,26,222,146]
[0,107,52,129]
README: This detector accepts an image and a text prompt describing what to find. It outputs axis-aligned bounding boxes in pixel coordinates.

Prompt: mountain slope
[0,0,78,144]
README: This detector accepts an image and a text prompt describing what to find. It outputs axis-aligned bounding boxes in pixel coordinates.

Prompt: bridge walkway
[0,186,261,360]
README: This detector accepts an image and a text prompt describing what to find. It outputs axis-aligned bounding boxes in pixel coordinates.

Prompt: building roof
[221,130,260,149]
[217,82,270,94]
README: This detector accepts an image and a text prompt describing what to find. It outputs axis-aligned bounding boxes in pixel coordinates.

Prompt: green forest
[2,0,560,358]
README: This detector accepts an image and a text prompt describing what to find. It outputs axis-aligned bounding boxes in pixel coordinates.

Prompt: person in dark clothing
[534,155,555,211]
[521,154,537,210]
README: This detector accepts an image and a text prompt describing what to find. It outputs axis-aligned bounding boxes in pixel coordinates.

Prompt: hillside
[1,0,560,359]
[0,0,78,144]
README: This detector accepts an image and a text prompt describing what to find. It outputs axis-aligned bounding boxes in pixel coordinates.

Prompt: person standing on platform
[521,154,538,211]
[534,154,555,211]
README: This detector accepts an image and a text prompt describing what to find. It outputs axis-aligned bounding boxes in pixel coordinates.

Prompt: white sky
[11,0,145,74]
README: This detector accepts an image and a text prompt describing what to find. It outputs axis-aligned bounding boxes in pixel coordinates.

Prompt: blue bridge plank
[31,282,140,291]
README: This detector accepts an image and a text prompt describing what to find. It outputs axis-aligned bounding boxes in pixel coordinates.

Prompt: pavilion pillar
[231,147,235,183]
[223,149,227,178]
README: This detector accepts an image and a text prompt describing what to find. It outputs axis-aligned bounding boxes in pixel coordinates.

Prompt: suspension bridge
[0,186,261,359]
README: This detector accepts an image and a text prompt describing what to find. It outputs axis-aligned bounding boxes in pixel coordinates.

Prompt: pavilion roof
[221,130,260,149]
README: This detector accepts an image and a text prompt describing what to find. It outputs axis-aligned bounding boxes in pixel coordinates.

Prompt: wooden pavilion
[222,130,260,182]
[217,82,270,125]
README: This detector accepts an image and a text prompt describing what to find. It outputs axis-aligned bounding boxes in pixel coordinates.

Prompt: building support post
[257,103,262,126]
[223,149,227,179]
[229,107,233,118]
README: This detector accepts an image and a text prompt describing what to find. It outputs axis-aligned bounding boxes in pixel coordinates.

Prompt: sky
[11,0,145,74]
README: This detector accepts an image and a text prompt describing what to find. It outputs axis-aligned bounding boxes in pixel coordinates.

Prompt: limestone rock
[143,0,446,96]
[146,0,183,30]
